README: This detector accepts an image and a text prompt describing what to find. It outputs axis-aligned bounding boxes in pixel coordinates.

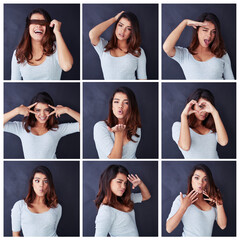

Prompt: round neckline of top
[192,203,213,212]
[190,128,212,136]
[188,50,216,63]
[26,55,48,67]
[29,128,50,137]
[109,50,129,58]
[101,203,133,213]
[25,203,51,215]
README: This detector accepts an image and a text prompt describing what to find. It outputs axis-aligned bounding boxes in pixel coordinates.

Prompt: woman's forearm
[178,113,191,151]
[166,205,186,233]
[163,19,188,57]
[89,17,116,46]
[108,132,124,159]
[65,107,80,123]
[139,182,151,201]
[55,31,73,72]
[12,231,21,237]
[216,204,227,229]
[4,107,19,125]
[211,110,228,146]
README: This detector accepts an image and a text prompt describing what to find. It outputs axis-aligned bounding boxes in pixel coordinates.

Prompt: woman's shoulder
[12,199,25,209]
[172,121,181,129]
[94,121,107,129]
[98,204,115,216]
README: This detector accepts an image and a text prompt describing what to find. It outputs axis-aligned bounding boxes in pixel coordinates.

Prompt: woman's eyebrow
[119,21,131,28]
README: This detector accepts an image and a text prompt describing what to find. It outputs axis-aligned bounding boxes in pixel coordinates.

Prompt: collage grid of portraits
[0,0,239,239]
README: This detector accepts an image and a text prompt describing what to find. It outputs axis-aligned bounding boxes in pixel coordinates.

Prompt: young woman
[11,166,62,237]
[89,11,147,80]
[4,91,80,159]
[172,88,228,159]
[95,164,151,237]
[11,8,73,80]
[93,87,141,159]
[163,12,234,79]
[166,164,227,236]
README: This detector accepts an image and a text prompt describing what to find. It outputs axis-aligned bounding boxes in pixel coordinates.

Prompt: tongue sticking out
[204,39,210,46]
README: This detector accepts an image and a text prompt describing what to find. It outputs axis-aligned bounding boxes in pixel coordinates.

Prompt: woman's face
[32,172,49,197]
[197,20,216,48]
[115,17,132,41]
[29,13,46,41]
[34,102,51,124]
[112,92,129,121]
[191,170,208,193]
[193,98,209,121]
[110,173,127,197]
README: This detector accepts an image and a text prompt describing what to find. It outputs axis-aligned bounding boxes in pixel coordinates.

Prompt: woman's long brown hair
[15,8,56,64]
[187,88,216,132]
[105,12,141,57]
[25,166,58,208]
[95,165,134,210]
[187,164,223,207]
[105,86,141,142]
[188,12,226,58]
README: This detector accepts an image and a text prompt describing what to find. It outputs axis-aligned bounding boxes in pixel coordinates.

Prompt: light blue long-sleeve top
[93,38,147,80]
[4,121,79,159]
[11,46,62,80]
[11,200,62,237]
[167,195,217,236]
[93,121,141,159]
[95,193,142,237]
[170,46,234,80]
[172,121,219,159]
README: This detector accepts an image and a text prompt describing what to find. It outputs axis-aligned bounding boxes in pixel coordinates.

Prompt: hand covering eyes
[29,19,48,26]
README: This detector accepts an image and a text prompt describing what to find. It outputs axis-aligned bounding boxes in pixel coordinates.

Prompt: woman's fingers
[29,110,36,115]
[28,102,37,109]
[48,110,56,116]
[48,104,56,110]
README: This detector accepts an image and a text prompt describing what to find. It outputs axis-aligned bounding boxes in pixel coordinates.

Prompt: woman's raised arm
[4,103,37,125]
[89,11,124,46]
[163,19,208,57]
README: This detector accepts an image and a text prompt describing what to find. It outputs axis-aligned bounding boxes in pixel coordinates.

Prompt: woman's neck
[34,121,47,129]
[117,40,128,49]
[31,39,44,54]
[33,195,45,204]
[195,44,211,54]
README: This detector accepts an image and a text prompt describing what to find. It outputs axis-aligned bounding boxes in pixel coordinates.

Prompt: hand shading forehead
[29,19,48,26]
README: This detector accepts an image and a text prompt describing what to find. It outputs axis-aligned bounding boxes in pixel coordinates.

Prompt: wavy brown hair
[16,8,56,64]
[25,166,58,208]
[23,92,58,132]
[187,88,216,132]
[188,12,226,58]
[95,165,134,210]
[105,12,141,57]
[105,86,141,142]
[187,164,223,207]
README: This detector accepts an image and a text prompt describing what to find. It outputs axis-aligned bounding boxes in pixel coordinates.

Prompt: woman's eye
[124,102,129,105]
[35,180,39,183]
[127,28,132,31]
[195,177,199,180]
[113,101,119,104]
[44,180,48,183]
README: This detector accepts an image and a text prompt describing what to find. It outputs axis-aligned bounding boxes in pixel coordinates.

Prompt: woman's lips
[204,39,211,46]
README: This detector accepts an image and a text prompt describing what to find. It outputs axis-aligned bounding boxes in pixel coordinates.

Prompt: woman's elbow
[219,222,227,230]
[219,139,228,147]
[142,194,151,201]
[166,223,173,233]
[178,142,190,151]
[61,62,73,72]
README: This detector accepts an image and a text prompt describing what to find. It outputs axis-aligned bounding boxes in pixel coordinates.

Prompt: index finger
[48,104,56,110]
[48,110,56,116]
[28,102,37,109]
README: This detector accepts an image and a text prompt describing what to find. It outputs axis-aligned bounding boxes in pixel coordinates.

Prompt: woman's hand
[48,104,67,118]
[17,102,37,116]
[107,124,126,133]
[186,19,209,29]
[180,190,198,210]
[114,11,124,21]
[127,174,142,189]
[198,99,216,114]
[181,100,198,117]
[50,19,62,34]
[203,190,223,205]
